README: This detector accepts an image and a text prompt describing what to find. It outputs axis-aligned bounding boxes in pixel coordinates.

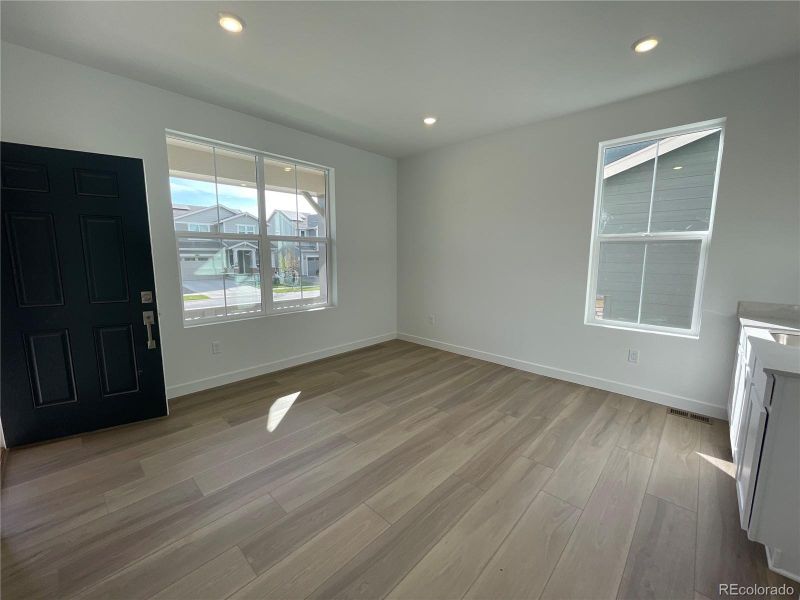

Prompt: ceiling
[2,2,798,158]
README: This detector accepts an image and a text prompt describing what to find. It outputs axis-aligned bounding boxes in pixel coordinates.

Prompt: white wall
[398,57,800,419]
[1,42,398,398]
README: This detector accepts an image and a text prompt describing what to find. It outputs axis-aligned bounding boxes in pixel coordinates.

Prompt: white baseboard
[166,332,397,400]
[398,332,727,420]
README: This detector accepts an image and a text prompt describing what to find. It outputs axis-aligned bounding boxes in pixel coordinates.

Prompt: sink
[770,331,800,347]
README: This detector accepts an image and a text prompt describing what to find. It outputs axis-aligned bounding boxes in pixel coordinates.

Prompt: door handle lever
[142,311,157,350]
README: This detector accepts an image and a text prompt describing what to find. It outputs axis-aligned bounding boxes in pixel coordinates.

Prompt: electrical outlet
[211,341,222,355]
[627,349,639,364]
[428,314,436,326]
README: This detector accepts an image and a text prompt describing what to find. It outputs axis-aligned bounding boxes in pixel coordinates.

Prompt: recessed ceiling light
[218,13,245,33]
[673,166,683,170]
[283,166,293,172]
[423,117,437,126]
[632,36,659,53]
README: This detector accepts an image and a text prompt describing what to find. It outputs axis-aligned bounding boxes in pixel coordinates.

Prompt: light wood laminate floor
[1,340,795,599]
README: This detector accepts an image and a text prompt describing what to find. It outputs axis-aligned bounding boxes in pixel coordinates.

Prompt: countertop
[738,302,800,377]
[738,301,800,332]
[748,334,800,378]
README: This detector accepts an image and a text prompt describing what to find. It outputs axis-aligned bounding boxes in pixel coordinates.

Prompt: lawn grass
[183,294,211,301]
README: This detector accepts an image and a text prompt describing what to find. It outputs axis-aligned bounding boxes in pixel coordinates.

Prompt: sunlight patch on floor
[267,392,301,432]
[697,451,735,478]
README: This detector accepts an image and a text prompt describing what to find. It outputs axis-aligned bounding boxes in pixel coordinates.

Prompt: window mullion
[256,156,272,315]
[646,138,659,234]
[174,231,258,240]
[596,232,706,243]
[211,147,229,317]
[636,243,648,325]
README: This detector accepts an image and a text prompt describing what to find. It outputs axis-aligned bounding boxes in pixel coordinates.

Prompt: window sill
[182,303,335,328]
[584,319,700,340]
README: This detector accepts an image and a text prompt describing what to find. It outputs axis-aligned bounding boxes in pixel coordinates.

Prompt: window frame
[166,131,335,327]
[584,118,726,338]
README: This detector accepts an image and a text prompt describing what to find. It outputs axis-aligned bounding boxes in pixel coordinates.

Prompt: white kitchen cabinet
[728,302,800,583]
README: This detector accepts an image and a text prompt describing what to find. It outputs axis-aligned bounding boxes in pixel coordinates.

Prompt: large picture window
[585,119,725,337]
[166,134,332,324]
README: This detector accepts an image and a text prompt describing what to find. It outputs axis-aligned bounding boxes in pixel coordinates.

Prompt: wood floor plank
[646,414,702,511]
[494,375,561,419]
[617,401,667,458]
[524,386,607,468]
[376,358,481,407]
[1,418,229,503]
[3,436,83,478]
[325,350,460,406]
[150,547,255,600]
[109,401,378,508]
[2,479,203,579]
[191,405,379,496]
[230,504,388,599]
[240,424,452,575]
[306,475,482,600]
[76,494,283,599]
[342,399,435,444]
[433,363,514,412]
[465,491,581,600]
[617,494,696,600]
[541,447,653,600]
[270,406,447,512]
[138,402,337,478]
[366,410,517,523]
[53,454,296,596]
[605,392,639,414]
[2,461,142,539]
[453,411,549,490]
[387,457,552,599]
[543,402,628,508]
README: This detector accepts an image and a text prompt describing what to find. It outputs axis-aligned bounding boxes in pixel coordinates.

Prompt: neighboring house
[269,209,323,282]
[173,203,322,291]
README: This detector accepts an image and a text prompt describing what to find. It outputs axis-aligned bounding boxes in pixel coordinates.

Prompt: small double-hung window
[585,119,725,337]
[166,134,333,325]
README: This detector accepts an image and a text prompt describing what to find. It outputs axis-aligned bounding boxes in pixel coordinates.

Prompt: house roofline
[603,128,718,179]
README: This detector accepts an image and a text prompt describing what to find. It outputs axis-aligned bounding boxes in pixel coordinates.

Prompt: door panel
[1,142,167,446]
[5,211,65,307]
[24,329,78,407]
[1,161,50,192]
[74,168,118,197]
[80,215,130,303]
[94,325,140,396]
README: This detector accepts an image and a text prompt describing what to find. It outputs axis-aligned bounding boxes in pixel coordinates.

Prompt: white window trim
[167,131,336,327]
[584,118,726,338]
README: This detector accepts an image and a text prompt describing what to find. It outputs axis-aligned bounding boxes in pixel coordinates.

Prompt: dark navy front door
[1,142,167,447]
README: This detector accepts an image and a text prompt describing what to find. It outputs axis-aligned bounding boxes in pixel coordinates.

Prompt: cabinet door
[729,343,749,458]
[731,340,756,463]
[736,382,767,531]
